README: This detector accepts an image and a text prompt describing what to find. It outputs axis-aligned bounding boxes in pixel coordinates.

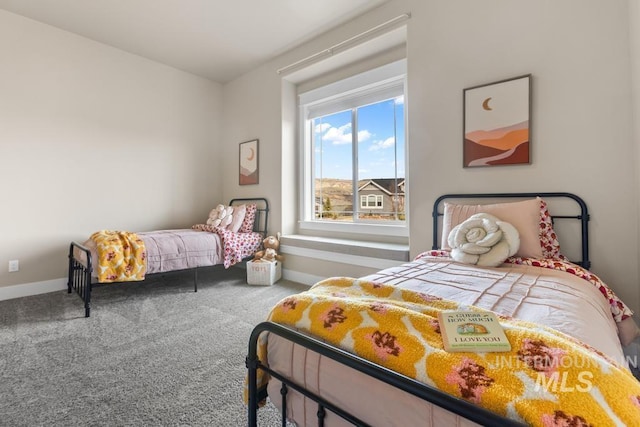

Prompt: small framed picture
[239,139,259,185]
[463,74,531,167]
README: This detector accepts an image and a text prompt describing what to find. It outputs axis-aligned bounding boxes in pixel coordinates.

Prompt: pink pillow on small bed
[239,204,257,233]
[228,204,247,232]
[442,198,550,259]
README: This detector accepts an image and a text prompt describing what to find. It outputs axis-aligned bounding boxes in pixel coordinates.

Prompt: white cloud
[317,123,373,145]
[395,95,404,105]
[323,123,352,145]
[314,122,331,133]
[357,130,372,142]
[369,137,395,151]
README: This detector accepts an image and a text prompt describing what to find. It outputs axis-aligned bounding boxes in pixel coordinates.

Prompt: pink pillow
[442,198,543,259]
[228,204,247,232]
[538,198,561,259]
[239,204,257,233]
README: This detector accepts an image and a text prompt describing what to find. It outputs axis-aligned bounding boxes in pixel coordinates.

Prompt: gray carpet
[0,267,308,426]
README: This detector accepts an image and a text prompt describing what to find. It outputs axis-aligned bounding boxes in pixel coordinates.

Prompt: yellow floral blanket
[89,230,146,283]
[248,277,640,426]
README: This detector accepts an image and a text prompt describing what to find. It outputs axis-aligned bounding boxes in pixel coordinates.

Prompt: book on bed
[438,310,511,352]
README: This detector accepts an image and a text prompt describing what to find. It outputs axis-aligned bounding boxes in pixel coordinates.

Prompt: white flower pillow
[441,198,550,259]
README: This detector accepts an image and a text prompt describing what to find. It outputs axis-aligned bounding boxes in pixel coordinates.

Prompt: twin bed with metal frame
[67,197,269,318]
[246,192,640,426]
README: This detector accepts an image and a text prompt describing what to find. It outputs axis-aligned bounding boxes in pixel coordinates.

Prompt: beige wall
[222,0,640,312]
[631,0,640,314]
[221,61,283,209]
[3,2,639,314]
[0,10,222,288]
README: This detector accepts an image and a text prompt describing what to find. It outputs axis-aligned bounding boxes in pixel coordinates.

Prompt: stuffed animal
[253,233,283,263]
[206,204,234,228]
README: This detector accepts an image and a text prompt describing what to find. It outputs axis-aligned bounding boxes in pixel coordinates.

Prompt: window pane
[356,97,405,221]
[313,110,353,221]
[300,60,407,230]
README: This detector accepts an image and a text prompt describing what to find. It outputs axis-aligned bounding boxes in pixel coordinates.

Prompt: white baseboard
[0,278,67,302]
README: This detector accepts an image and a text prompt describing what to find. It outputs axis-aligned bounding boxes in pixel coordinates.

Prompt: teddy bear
[206,204,234,228]
[253,233,283,263]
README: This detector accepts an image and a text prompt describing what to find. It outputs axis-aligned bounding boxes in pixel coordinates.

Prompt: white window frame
[298,60,408,238]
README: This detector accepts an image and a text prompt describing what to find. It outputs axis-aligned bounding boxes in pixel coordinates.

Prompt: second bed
[246,193,640,426]
[68,197,268,317]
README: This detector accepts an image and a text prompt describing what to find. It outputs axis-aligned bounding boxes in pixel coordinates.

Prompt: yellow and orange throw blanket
[89,230,146,283]
[247,277,640,426]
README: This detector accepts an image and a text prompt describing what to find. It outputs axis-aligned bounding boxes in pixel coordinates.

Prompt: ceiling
[0,0,388,83]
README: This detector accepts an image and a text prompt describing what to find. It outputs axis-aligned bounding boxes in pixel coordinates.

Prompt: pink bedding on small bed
[264,256,630,426]
[81,228,262,280]
[138,229,224,274]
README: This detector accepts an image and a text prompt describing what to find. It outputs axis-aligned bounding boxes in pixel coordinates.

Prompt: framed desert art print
[463,74,531,168]
[239,139,259,185]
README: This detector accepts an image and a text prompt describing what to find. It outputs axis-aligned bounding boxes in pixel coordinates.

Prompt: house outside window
[299,60,407,235]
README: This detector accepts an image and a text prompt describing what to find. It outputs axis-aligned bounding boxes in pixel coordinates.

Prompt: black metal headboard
[432,192,590,269]
[230,197,269,236]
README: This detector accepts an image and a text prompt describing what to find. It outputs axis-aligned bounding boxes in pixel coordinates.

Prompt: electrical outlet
[8,260,19,272]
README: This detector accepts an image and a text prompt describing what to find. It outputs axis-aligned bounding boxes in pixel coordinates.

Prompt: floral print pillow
[239,204,257,233]
[539,198,562,259]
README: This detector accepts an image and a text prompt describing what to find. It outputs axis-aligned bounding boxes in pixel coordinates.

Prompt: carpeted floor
[0,266,308,426]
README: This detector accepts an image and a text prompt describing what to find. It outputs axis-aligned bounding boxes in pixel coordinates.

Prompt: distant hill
[315,178,352,211]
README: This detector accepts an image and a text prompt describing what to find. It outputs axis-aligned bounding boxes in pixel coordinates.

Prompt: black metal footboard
[67,242,200,318]
[68,242,92,317]
[246,321,525,427]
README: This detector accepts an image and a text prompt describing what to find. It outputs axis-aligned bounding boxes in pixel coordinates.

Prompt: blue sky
[313,96,405,181]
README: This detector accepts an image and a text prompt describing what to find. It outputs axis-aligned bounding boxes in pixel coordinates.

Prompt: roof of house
[358,178,405,195]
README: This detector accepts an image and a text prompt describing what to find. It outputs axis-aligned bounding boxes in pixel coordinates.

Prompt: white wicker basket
[246,260,282,285]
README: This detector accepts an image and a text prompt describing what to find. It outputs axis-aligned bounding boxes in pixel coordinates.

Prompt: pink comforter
[264,256,632,426]
[362,256,626,362]
[82,228,262,280]
[138,229,223,274]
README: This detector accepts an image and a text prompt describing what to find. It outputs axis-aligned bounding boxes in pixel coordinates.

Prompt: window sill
[298,220,409,238]
[280,234,410,269]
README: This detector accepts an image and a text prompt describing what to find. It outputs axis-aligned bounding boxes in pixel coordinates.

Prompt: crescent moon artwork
[463,74,531,168]
[239,139,259,185]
